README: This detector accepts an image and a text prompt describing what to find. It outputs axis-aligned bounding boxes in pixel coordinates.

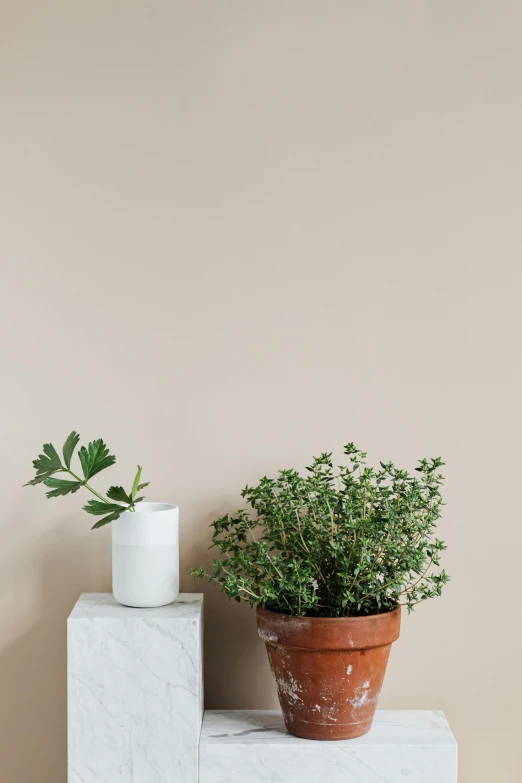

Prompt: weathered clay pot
[257,605,401,740]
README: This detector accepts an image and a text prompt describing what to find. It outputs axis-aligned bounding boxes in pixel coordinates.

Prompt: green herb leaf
[30,442,63,477]
[91,510,122,529]
[78,439,116,480]
[24,471,59,486]
[62,431,80,470]
[107,486,132,505]
[131,466,142,500]
[137,482,150,492]
[44,477,83,498]
[83,500,125,516]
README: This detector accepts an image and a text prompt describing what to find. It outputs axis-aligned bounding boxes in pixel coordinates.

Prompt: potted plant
[193,442,449,740]
[24,432,179,608]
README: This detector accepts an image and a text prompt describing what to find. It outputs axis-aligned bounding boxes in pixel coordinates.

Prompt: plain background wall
[1,1,521,781]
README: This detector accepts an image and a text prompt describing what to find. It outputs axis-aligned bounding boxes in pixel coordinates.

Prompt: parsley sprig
[24,431,149,529]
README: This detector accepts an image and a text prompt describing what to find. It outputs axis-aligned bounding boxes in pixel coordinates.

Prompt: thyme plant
[192,443,449,617]
[24,432,149,528]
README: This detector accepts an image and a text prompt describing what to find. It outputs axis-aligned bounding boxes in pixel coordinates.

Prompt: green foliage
[83,500,125,515]
[107,486,133,504]
[84,500,130,529]
[192,443,449,618]
[62,431,80,470]
[24,432,150,530]
[78,439,116,480]
[131,466,143,498]
[43,477,83,498]
[90,511,125,529]
[24,442,63,484]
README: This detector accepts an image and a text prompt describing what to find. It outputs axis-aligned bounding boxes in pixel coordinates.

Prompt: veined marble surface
[68,592,203,782]
[200,710,458,783]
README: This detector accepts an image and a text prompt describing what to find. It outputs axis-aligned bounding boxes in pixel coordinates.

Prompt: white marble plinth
[200,710,458,783]
[68,593,203,782]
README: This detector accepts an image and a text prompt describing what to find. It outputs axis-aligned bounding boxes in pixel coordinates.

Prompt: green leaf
[137,482,150,492]
[78,439,116,480]
[44,477,83,498]
[131,465,142,500]
[91,510,122,529]
[62,431,80,470]
[83,500,125,516]
[24,471,59,486]
[24,441,64,486]
[32,442,63,476]
[107,486,132,504]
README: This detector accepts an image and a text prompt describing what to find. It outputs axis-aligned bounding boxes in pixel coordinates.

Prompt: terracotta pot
[256,605,401,740]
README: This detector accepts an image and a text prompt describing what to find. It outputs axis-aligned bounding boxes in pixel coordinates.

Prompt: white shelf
[67,594,458,783]
[68,593,203,783]
[200,709,458,782]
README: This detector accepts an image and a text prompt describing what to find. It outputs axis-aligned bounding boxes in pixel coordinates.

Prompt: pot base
[282,715,373,741]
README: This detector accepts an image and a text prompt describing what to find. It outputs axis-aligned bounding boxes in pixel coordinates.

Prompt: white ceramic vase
[112,501,179,608]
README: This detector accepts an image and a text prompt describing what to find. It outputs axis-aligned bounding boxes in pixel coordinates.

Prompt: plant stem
[211,573,261,602]
[67,469,110,504]
[400,554,434,594]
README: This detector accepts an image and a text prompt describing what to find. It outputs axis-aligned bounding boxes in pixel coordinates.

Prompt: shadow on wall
[201,587,277,711]
[0,521,111,783]
[183,500,279,712]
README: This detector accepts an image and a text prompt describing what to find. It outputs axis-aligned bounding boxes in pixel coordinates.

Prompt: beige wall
[1,2,521,781]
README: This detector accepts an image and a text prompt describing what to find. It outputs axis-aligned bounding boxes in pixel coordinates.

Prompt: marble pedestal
[68,593,203,783]
[200,710,458,783]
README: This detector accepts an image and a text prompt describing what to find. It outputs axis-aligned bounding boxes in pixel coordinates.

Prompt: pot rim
[256,603,401,650]
[119,501,178,516]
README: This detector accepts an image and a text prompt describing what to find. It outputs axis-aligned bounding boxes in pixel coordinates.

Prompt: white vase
[112,501,179,608]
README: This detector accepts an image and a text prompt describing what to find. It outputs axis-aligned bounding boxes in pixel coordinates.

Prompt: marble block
[200,710,458,783]
[68,593,203,783]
